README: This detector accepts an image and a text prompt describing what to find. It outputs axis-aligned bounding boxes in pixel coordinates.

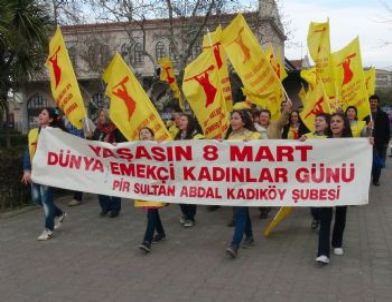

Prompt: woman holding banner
[175,113,203,228]
[93,109,124,218]
[225,110,261,259]
[315,113,373,265]
[300,113,331,231]
[21,108,67,241]
[137,127,167,253]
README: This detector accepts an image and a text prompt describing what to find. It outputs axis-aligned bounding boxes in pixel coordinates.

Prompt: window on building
[133,42,143,65]
[156,41,166,60]
[169,42,177,62]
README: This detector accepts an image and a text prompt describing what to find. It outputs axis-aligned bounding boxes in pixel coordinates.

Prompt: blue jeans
[98,195,121,214]
[231,207,253,248]
[31,183,63,231]
[143,209,165,243]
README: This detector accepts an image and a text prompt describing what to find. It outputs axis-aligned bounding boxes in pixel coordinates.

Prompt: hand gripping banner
[32,128,372,207]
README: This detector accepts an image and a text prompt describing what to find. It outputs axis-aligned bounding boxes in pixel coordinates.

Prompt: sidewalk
[0,159,391,302]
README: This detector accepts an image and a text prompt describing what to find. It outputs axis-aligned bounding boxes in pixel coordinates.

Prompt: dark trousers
[231,207,253,248]
[143,209,165,243]
[179,204,197,221]
[317,206,347,257]
[372,144,387,182]
[73,191,83,201]
[310,208,320,220]
[98,195,121,214]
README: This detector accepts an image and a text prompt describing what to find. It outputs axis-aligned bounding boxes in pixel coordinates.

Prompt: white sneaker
[37,229,54,241]
[333,248,344,256]
[316,255,330,264]
[54,212,67,230]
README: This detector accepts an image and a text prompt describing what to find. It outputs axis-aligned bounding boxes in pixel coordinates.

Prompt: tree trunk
[4,101,11,148]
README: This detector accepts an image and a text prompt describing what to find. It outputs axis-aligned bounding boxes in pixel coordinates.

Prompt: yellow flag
[300,67,318,90]
[46,26,87,129]
[298,86,307,103]
[28,128,39,163]
[364,67,376,97]
[265,44,288,81]
[202,26,233,112]
[182,49,229,139]
[300,81,330,132]
[158,57,185,112]
[221,14,282,115]
[103,53,171,141]
[307,20,336,101]
[331,37,370,120]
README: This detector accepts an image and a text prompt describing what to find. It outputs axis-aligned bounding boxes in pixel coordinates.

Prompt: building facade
[10,0,286,134]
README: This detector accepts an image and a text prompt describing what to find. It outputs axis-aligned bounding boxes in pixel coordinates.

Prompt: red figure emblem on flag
[340,53,356,85]
[164,66,176,85]
[213,44,223,69]
[48,46,62,88]
[230,28,250,64]
[269,54,281,78]
[305,97,325,118]
[184,65,217,108]
[112,76,136,120]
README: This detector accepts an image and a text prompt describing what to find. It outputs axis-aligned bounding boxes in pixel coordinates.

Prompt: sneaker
[37,229,54,241]
[333,248,344,256]
[311,219,319,231]
[315,255,330,265]
[152,233,166,243]
[183,220,194,228]
[179,216,186,224]
[54,212,67,230]
[242,237,255,249]
[373,181,380,186]
[109,211,120,218]
[100,211,109,217]
[138,242,151,253]
[68,199,81,207]
[226,245,238,258]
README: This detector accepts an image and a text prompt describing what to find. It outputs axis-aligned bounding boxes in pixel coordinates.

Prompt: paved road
[1,159,391,302]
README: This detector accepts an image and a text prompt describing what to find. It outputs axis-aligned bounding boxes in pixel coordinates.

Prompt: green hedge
[0,147,31,211]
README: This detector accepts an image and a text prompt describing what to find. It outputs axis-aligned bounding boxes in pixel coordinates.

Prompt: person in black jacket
[369,95,391,186]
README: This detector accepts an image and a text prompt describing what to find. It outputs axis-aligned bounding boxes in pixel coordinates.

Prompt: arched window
[169,42,177,62]
[133,42,143,65]
[121,42,132,63]
[192,41,201,59]
[156,41,166,60]
[27,94,49,129]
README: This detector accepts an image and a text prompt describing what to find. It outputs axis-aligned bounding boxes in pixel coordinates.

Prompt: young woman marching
[21,107,67,241]
[282,110,301,139]
[345,106,371,138]
[93,109,124,218]
[315,112,373,265]
[225,110,261,259]
[300,113,331,230]
[137,127,167,253]
[174,113,202,228]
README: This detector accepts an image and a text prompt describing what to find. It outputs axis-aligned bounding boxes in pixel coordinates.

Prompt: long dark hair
[41,107,66,130]
[139,127,155,139]
[315,113,331,135]
[225,109,256,139]
[175,113,198,140]
[345,106,358,121]
[328,113,353,138]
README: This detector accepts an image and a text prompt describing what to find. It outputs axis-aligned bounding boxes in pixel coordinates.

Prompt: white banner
[32,128,372,207]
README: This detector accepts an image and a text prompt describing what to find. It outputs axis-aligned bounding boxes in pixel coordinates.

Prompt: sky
[280,0,392,69]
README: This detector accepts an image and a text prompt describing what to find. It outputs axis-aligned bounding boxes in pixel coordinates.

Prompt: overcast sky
[280,0,392,69]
